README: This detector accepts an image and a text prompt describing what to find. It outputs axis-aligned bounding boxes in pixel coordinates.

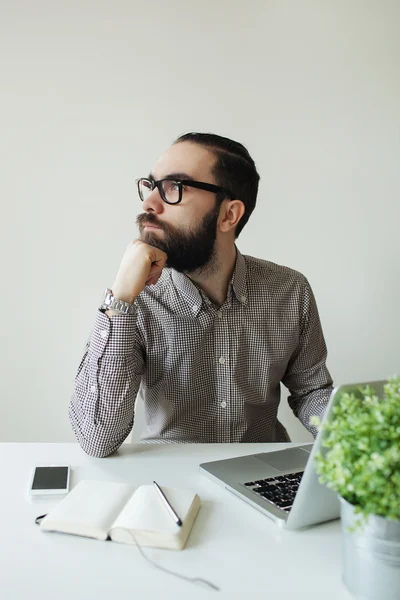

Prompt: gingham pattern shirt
[69,249,333,456]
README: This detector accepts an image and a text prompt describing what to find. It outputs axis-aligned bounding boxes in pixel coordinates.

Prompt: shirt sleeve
[68,309,145,457]
[281,277,333,438]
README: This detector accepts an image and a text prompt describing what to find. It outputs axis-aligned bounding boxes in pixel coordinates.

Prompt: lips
[143,224,161,230]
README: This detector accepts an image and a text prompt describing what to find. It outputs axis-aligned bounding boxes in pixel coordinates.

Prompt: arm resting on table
[68,309,145,457]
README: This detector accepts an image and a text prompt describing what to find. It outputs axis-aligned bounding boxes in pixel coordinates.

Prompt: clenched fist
[111,240,168,304]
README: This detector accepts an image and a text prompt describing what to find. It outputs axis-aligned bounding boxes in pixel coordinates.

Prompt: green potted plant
[310,376,400,600]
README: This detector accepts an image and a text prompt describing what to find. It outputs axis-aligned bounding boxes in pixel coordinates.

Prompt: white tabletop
[0,443,352,599]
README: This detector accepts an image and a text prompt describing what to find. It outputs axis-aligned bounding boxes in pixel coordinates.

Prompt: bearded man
[69,132,333,457]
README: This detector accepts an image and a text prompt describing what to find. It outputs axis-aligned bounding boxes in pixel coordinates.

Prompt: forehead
[151,142,217,181]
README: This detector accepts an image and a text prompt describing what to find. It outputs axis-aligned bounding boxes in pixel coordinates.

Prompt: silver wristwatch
[99,288,135,315]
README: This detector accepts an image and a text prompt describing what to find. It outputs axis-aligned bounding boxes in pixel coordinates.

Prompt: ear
[218,200,245,233]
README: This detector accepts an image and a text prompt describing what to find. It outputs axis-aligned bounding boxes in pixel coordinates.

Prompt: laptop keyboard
[243,472,304,512]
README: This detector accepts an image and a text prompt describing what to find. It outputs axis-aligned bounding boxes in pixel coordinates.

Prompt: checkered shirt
[69,249,333,456]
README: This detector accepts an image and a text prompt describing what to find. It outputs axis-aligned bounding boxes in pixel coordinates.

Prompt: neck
[187,243,237,306]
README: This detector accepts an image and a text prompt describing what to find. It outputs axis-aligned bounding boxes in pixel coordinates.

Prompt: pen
[153,480,183,527]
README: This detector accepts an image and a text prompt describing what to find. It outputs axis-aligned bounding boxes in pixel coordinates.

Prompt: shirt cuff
[89,308,139,356]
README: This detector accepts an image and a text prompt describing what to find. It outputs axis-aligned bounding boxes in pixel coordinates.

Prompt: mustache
[136,213,166,231]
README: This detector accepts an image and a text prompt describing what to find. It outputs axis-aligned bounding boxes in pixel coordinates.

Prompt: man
[69,132,333,457]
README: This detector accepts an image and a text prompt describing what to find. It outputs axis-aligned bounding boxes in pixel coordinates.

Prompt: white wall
[1,0,399,444]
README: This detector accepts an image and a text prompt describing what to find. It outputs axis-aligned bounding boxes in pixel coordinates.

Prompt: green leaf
[311,376,400,520]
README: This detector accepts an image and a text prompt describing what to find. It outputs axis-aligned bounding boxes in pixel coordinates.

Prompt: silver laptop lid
[200,380,386,529]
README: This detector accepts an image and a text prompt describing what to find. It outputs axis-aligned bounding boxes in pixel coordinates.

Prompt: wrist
[111,285,137,305]
[105,309,123,318]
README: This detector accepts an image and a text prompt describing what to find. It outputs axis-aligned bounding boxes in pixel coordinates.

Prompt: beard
[136,205,220,273]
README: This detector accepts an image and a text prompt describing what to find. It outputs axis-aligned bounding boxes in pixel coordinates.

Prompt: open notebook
[39,480,200,550]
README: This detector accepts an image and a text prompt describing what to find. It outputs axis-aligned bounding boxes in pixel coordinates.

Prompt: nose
[141,186,164,214]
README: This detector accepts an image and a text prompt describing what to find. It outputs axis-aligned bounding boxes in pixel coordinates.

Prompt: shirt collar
[171,246,248,314]
[171,269,203,315]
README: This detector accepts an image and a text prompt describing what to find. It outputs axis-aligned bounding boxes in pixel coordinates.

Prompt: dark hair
[174,132,260,238]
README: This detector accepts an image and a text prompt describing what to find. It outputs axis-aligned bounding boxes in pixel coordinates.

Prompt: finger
[145,274,160,286]
[151,250,168,268]
[148,264,163,279]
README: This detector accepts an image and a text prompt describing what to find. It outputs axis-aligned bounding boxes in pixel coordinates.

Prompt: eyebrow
[148,172,196,182]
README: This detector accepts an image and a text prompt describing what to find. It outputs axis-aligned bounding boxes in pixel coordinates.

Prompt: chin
[142,231,168,252]
[141,230,163,243]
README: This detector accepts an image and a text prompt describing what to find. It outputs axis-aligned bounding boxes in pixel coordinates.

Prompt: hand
[111,240,168,304]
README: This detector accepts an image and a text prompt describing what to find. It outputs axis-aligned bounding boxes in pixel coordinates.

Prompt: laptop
[200,380,385,530]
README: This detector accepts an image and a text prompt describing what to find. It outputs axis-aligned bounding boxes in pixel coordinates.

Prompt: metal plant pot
[340,497,400,599]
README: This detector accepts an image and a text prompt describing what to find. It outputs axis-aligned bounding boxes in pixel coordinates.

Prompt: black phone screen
[31,466,69,490]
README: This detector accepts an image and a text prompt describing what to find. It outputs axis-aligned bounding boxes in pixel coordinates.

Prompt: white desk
[0,443,352,599]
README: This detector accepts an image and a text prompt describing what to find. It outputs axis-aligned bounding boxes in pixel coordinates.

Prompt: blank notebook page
[111,485,197,533]
[43,480,135,534]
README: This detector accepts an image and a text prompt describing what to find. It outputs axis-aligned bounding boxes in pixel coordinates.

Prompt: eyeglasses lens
[161,180,180,204]
[138,179,181,204]
[138,179,153,201]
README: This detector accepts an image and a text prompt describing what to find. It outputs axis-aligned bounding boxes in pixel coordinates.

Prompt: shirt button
[217,311,223,319]
[220,401,227,408]
[100,329,108,339]
[218,356,226,365]
[241,295,247,303]
[191,305,197,312]
[90,385,97,393]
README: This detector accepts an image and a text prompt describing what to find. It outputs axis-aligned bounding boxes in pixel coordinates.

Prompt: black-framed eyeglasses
[135,177,234,205]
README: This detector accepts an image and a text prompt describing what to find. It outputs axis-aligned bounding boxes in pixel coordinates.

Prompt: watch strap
[99,288,135,315]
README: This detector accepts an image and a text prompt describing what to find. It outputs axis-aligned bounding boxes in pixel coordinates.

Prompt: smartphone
[29,465,70,495]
